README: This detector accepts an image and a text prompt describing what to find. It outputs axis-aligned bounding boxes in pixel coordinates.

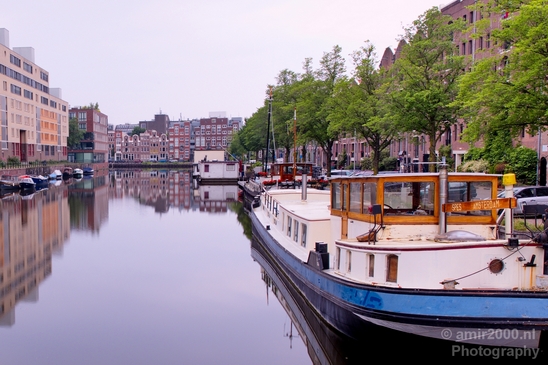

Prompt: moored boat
[82,167,94,175]
[0,175,20,191]
[73,168,83,178]
[18,175,36,190]
[31,174,49,188]
[250,166,548,349]
[62,167,73,179]
[49,169,62,180]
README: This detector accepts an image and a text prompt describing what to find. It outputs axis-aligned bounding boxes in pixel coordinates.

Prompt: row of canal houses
[108,115,243,163]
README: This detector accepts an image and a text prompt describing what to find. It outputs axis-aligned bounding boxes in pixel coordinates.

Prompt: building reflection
[108,169,239,213]
[68,175,109,233]
[0,185,70,326]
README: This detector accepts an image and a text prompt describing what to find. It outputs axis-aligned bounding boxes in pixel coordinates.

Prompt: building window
[10,84,21,95]
[23,62,33,73]
[78,112,86,121]
[10,54,21,67]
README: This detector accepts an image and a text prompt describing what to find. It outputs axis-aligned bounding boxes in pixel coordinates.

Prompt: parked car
[497,186,548,216]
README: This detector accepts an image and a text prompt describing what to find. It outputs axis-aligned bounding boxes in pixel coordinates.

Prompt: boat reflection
[251,237,365,365]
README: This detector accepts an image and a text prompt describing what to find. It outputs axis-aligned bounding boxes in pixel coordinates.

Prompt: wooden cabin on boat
[270,162,315,182]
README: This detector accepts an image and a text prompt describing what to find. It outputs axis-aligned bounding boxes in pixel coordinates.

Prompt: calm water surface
[0,170,313,365]
[3,170,548,364]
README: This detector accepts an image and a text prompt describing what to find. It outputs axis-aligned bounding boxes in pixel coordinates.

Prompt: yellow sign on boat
[443,198,516,213]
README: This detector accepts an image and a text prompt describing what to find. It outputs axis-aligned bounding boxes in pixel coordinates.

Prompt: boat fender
[440,279,459,289]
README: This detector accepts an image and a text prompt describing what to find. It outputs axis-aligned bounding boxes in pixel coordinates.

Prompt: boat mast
[264,87,273,173]
[293,107,297,181]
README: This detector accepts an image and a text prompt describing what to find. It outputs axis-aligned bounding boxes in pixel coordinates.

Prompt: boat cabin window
[301,224,307,247]
[346,251,352,273]
[287,217,292,237]
[273,201,278,217]
[387,255,398,282]
[336,247,341,270]
[294,220,299,242]
[332,182,341,210]
[368,254,375,278]
[446,181,492,216]
[383,181,434,215]
[349,182,377,213]
[363,182,377,213]
[349,183,361,213]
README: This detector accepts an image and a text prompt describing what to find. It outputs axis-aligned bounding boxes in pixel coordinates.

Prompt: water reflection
[0,170,244,328]
[68,174,109,233]
[0,183,70,326]
[1,171,314,365]
[108,169,239,213]
[251,237,360,365]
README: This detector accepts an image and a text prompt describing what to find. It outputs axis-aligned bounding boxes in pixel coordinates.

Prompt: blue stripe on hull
[251,212,548,326]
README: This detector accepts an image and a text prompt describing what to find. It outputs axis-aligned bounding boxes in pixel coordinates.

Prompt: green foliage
[337,149,348,169]
[82,102,100,111]
[380,156,398,171]
[456,0,548,142]
[505,146,537,185]
[361,157,372,170]
[384,7,467,171]
[7,156,20,165]
[438,145,455,171]
[327,41,397,174]
[130,126,146,136]
[458,159,489,173]
[68,118,84,149]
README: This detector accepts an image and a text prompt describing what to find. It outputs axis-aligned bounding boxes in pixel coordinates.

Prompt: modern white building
[0,28,69,162]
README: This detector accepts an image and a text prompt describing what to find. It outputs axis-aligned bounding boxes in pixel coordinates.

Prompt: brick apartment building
[68,107,109,163]
[321,0,545,173]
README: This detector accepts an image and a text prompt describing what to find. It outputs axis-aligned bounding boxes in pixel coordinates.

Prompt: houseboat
[250,166,548,348]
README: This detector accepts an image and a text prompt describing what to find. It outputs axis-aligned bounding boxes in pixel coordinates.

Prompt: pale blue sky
[3,0,446,125]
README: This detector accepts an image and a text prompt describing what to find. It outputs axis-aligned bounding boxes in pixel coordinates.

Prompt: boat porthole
[488,259,504,274]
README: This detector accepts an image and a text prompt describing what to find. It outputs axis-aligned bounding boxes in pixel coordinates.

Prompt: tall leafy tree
[235,103,270,163]
[298,45,347,176]
[384,8,467,171]
[456,0,548,142]
[328,42,397,174]
[271,69,301,163]
[68,117,84,148]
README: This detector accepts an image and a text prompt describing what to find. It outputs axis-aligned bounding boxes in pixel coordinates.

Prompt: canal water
[1,170,547,363]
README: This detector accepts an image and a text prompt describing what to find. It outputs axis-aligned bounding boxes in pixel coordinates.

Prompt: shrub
[7,156,20,165]
[458,159,489,173]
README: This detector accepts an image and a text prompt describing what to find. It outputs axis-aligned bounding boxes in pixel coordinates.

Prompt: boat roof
[266,190,330,221]
[330,172,501,179]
